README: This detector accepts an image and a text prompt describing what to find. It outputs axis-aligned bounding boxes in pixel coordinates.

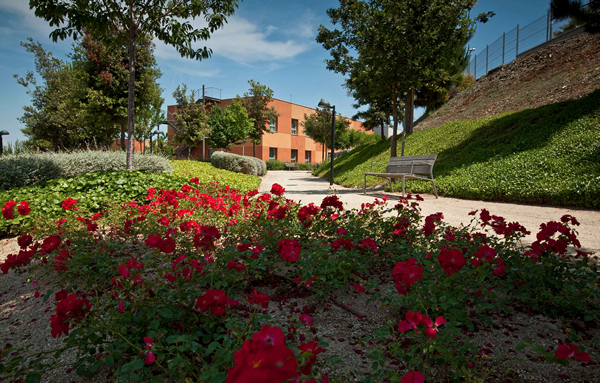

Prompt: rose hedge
[0,182,598,382]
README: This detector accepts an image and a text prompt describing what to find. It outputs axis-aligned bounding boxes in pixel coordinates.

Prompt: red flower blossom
[297,340,323,375]
[158,236,176,254]
[358,238,378,254]
[353,284,365,293]
[277,239,301,262]
[320,195,344,211]
[401,371,425,383]
[421,316,447,339]
[227,326,298,383]
[50,293,91,338]
[270,183,286,197]
[398,311,423,335]
[393,259,422,295]
[331,238,354,251]
[61,198,78,210]
[17,201,30,216]
[158,216,170,226]
[17,234,33,249]
[298,203,321,227]
[438,248,466,276]
[247,290,271,308]
[193,226,221,251]
[195,289,236,316]
[145,234,162,248]
[41,235,61,254]
[422,213,443,237]
[299,314,312,326]
[555,343,590,362]
[2,200,16,220]
[227,261,246,272]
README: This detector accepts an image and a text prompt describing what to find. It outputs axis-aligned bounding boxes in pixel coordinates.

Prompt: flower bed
[0,182,598,382]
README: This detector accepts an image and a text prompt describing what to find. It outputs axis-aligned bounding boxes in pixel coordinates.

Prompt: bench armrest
[370,162,387,172]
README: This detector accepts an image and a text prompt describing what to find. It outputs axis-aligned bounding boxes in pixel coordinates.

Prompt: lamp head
[469,48,476,52]
[0,130,9,136]
[318,99,331,109]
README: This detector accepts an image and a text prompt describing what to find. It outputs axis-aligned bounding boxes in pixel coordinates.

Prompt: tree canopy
[30,0,240,168]
[208,99,254,151]
[317,0,491,156]
[172,84,210,159]
[242,80,279,156]
[551,0,600,33]
[302,108,350,161]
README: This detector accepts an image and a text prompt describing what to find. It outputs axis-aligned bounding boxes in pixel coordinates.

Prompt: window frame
[269,117,277,133]
[269,147,277,160]
[291,119,298,135]
[305,151,311,163]
[291,149,298,163]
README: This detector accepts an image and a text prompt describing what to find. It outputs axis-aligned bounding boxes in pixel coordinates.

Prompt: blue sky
[0,0,554,144]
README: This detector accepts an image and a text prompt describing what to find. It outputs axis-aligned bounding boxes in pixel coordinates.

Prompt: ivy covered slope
[0,162,261,235]
[315,90,600,208]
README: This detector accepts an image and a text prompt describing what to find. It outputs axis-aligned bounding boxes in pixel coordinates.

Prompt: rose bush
[0,180,598,382]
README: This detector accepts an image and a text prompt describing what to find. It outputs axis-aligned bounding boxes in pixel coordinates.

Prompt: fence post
[486,44,489,74]
[474,54,477,78]
[502,32,506,64]
[549,9,553,39]
[516,24,520,56]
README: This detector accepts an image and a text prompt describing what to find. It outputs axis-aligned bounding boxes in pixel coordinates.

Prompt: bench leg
[388,178,393,193]
[364,174,367,195]
[431,179,438,198]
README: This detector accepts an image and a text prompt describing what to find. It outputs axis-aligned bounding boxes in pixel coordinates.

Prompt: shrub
[266,160,286,170]
[211,152,266,176]
[170,160,261,193]
[0,151,171,190]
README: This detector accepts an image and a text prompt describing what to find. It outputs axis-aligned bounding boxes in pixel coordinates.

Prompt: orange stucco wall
[166,97,369,163]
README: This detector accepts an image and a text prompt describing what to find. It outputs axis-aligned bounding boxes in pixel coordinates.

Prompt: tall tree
[302,108,350,161]
[71,31,163,150]
[13,39,85,150]
[551,0,600,33]
[242,80,279,157]
[353,104,390,140]
[317,0,491,157]
[31,0,240,169]
[172,84,210,160]
[208,99,253,152]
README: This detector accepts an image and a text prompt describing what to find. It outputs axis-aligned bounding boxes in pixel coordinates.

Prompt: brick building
[166,97,367,163]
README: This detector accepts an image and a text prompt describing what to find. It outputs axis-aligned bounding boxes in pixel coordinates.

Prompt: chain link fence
[466,10,579,79]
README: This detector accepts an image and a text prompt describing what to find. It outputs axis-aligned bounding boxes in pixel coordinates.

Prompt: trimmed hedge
[211,152,266,176]
[0,151,171,191]
[267,160,315,171]
[170,160,261,193]
[315,89,600,208]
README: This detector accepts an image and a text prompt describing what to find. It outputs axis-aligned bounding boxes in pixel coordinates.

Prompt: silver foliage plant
[211,152,266,177]
[0,150,171,190]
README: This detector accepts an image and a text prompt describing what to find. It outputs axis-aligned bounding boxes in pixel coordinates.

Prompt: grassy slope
[315,90,600,208]
[170,161,261,193]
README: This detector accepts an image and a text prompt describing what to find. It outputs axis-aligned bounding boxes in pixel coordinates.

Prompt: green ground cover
[170,160,261,192]
[315,90,600,208]
[0,162,260,235]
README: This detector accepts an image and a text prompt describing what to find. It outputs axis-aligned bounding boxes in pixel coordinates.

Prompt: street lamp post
[318,99,336,186]
[0,130,9,156]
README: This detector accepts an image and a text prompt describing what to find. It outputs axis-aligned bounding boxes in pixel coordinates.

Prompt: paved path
[259,171,600,254]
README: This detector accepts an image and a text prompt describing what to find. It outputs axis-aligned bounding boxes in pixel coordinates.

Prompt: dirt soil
[416,33,600,131]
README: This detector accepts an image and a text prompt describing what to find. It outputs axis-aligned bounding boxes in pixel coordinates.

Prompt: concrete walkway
[259,171,600,254]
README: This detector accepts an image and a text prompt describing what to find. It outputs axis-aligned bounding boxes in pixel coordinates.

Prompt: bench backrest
[284,162,296,166]
[386,154,437,175]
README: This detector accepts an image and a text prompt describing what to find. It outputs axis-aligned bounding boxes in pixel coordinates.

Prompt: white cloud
[177,67,221,78]
[0,0,58,36]
[154,16,310,65]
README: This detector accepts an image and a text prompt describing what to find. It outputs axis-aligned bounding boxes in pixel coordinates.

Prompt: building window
[291,119,298,135]
[269,147,277,160]
[270,117,277,133]
[291,149,298,163]
[305,151,311,163]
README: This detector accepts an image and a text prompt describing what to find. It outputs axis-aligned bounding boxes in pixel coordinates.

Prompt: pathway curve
[259,170,600,254]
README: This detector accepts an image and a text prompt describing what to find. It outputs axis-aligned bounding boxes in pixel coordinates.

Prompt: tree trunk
[390,85,398,157]
[380,122,385,140]
[401,90,415,156]
[120,120,126,150]
[322,144,325,161]
[252,142,256,157]
[126,6,136,171]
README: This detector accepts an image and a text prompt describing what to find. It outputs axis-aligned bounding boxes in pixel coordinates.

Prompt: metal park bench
[284,162,297,170]
[363,154,438,198]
